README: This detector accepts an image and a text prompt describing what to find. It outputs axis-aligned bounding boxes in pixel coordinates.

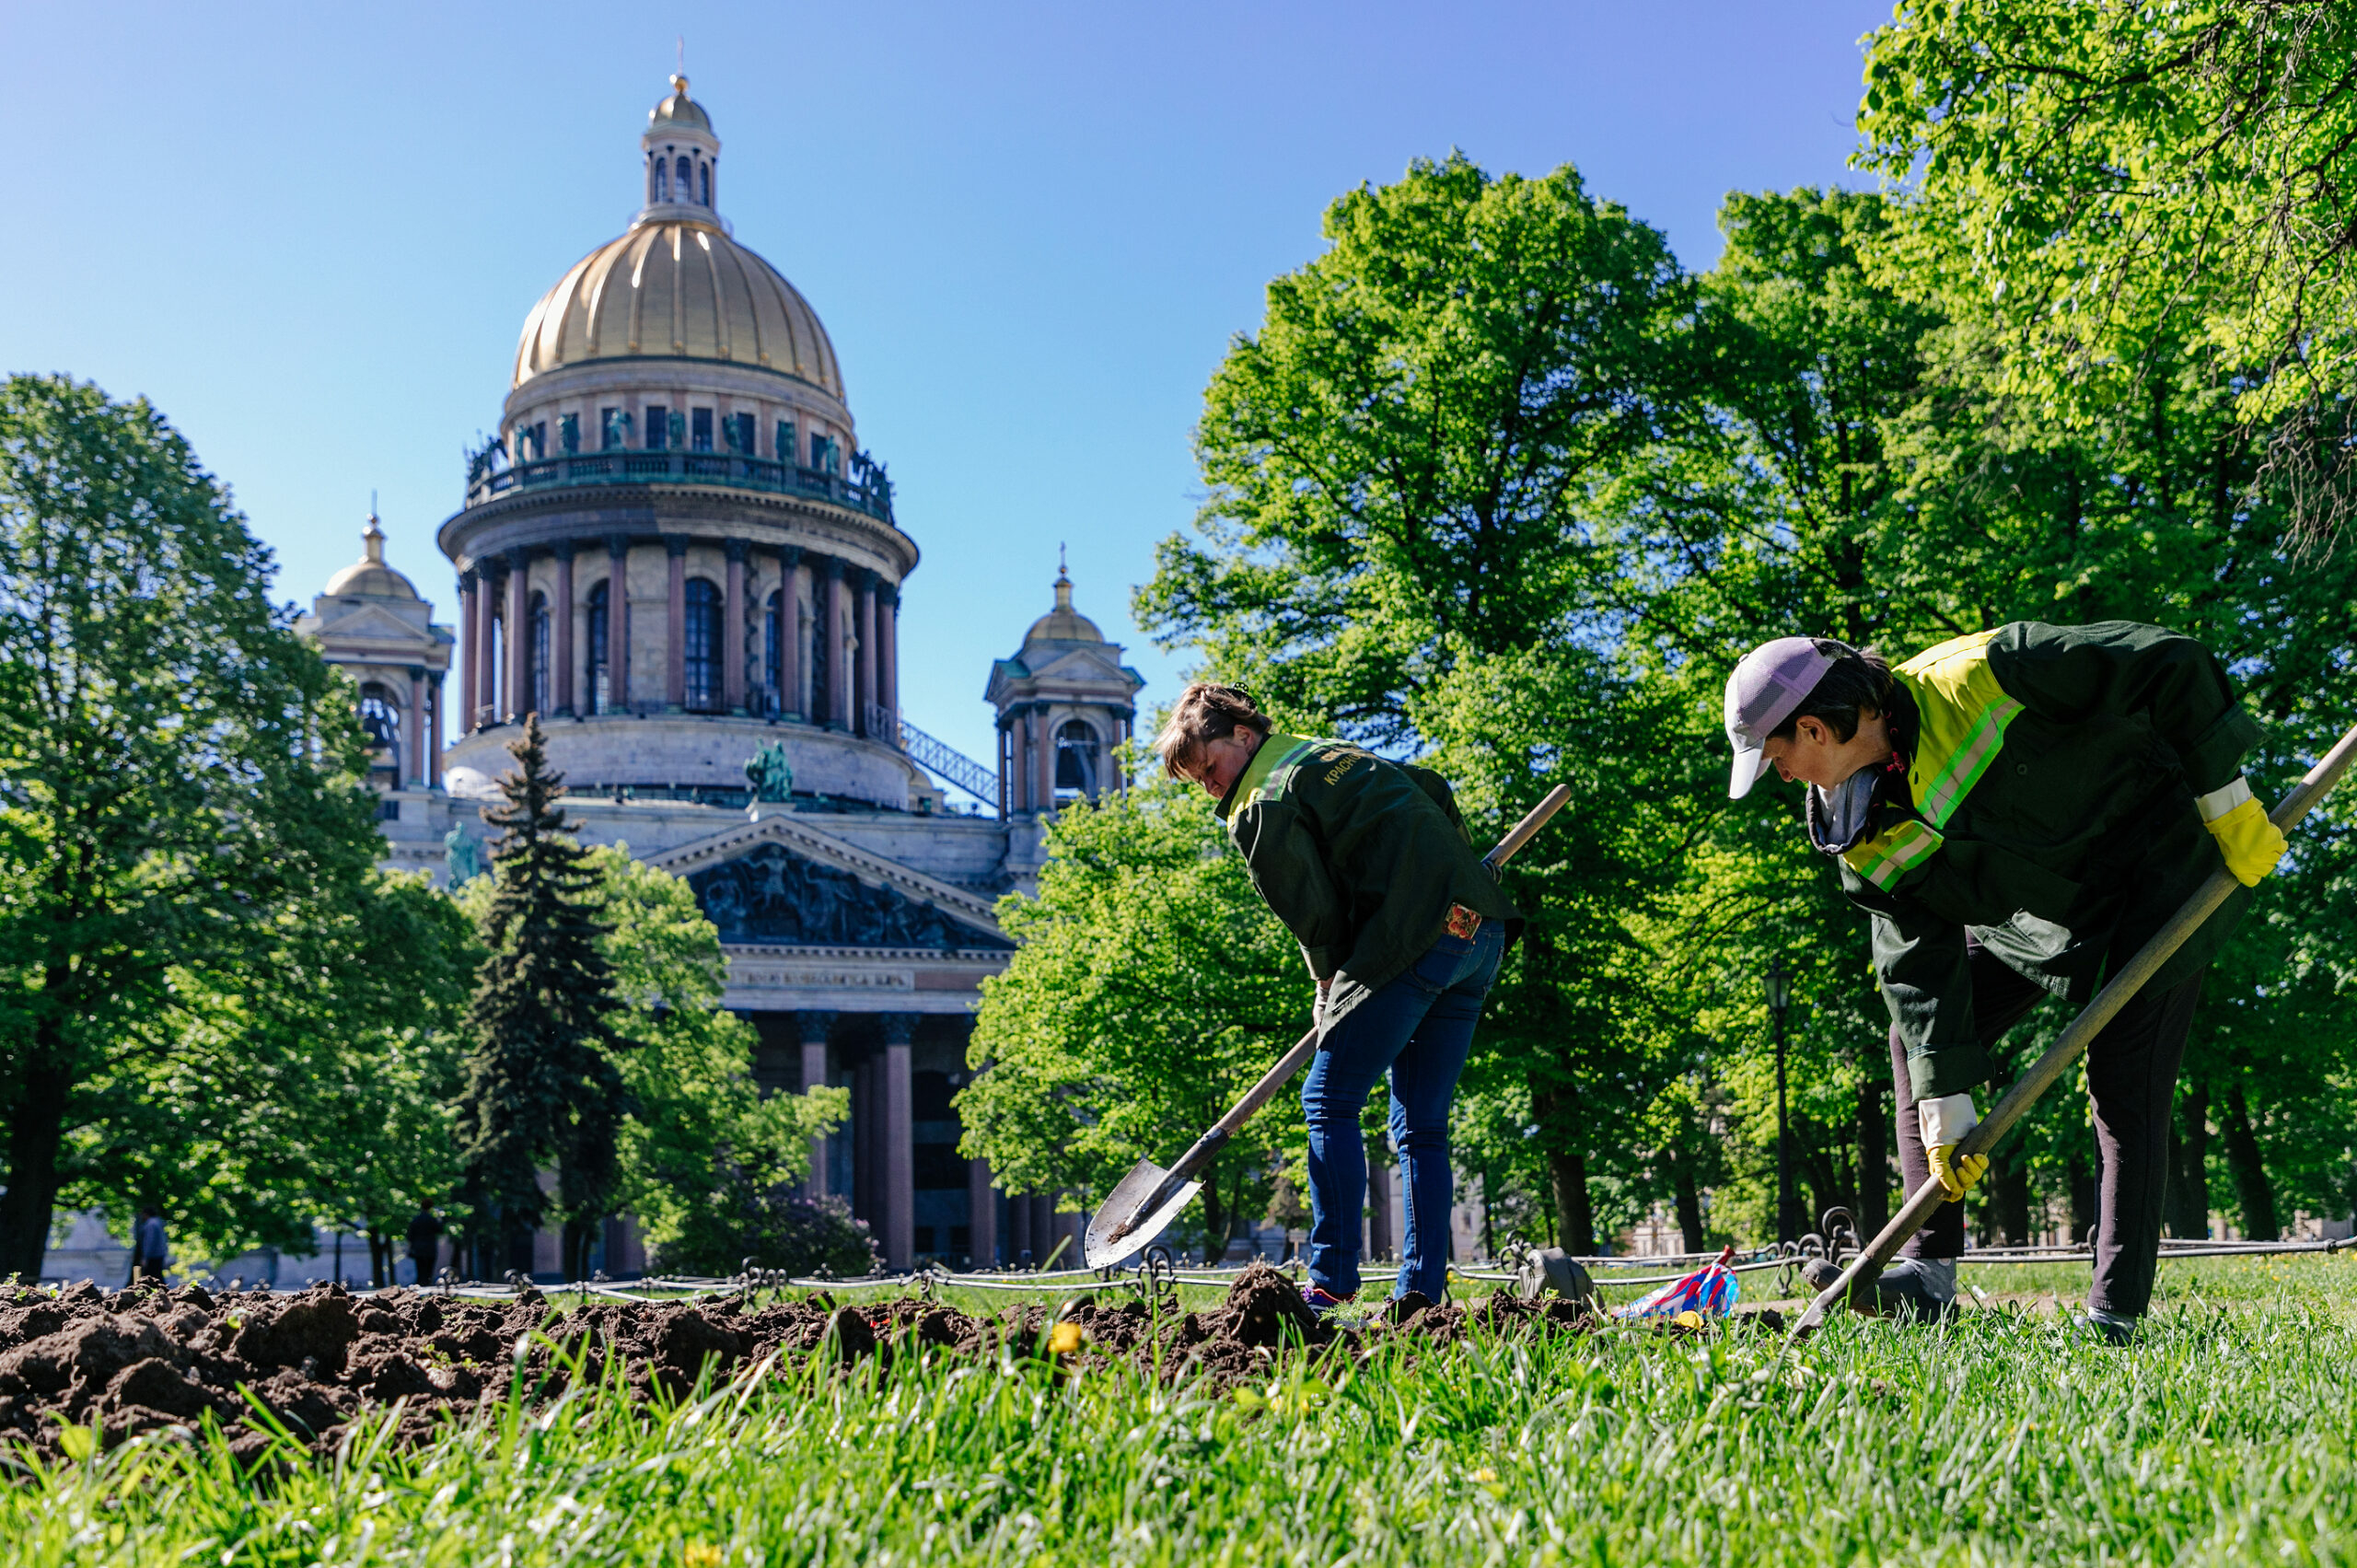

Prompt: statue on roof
[745,742,794,803]
[445,823,487,888]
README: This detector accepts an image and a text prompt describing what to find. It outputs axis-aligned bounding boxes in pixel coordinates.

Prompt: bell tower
[984,563,1144,819]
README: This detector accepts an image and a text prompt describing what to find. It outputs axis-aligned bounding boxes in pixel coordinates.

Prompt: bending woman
[1155,684,1521,1312]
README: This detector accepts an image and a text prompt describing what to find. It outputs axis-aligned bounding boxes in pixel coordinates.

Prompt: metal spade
[1084,783,1573,1270]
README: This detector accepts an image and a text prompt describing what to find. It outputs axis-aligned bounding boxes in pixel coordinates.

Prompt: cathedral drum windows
[683,577,722,713]
[586,579,612,713]
[644,405,669,449]
[691,407,714,452]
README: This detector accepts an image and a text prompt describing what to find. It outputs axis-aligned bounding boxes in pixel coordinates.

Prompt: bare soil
[0,1261,1749,1467]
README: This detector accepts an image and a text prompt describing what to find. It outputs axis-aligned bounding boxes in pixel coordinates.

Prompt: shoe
[2072,1309,2136,1346]
[1798,1257,1957,1321]
[1301,1285,1355,1318]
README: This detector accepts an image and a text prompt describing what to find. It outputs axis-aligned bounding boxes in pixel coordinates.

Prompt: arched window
[357,681,401,784]
[698,159,710,205]
[1056,720,1101,799]
[762,589,782,716]
[676,155,692,203]
[587,580,610,714]
[528,592,551,716]
[684,577,722,712]
[653,156,670,203]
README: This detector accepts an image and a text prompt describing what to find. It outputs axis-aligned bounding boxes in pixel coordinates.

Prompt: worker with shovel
[1725,623,2286,1342]
[1156,683,1521,1314]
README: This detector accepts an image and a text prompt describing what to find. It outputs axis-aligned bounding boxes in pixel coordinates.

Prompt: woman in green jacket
[1724,622,2286,1340]
[1156,683,1519,1311]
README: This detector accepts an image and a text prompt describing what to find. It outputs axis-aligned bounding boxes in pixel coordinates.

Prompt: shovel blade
[1085,1156,1202,1269]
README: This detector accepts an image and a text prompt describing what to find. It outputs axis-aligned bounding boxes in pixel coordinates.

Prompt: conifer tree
[454,715,629,1277]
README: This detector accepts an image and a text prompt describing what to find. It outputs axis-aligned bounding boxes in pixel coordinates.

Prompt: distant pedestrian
[129,1207,168,1284]
[406,1204,443,1286]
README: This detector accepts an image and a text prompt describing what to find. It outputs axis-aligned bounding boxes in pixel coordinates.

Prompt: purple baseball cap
[1724,637,1851,798]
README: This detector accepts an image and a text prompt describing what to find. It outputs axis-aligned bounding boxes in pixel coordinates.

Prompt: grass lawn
[9,1251,2352,1565]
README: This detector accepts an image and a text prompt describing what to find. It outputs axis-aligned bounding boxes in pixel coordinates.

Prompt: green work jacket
[1831,621,2262,1099]
[1216,735,1523,1029]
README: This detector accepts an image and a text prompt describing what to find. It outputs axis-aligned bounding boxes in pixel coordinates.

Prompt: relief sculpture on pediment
[688,842,1012,951]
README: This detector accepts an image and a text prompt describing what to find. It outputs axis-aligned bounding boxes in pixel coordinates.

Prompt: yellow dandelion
[685,1545,725,1568]
[1049,1321,1085,1355]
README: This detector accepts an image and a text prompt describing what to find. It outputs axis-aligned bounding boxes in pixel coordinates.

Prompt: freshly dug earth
[0,1262,1686,1466]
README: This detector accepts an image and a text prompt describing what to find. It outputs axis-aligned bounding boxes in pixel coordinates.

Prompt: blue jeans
[1300,921,1504,1301]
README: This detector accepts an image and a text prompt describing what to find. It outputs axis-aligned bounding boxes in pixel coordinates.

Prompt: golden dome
[650,73,710,131]
[1024,566,1105,644]
[324,514,422,599]
[511,218,843,394]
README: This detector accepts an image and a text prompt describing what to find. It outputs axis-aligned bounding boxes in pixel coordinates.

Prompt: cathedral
[296,75,1144,1277]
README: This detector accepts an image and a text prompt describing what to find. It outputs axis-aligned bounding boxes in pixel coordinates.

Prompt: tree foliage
[0,375,389,1281]
[454,717,629,1276]
[1858,0,2357,541]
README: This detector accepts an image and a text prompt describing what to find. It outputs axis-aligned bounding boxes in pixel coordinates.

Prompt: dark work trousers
[1891,935,2205,1320]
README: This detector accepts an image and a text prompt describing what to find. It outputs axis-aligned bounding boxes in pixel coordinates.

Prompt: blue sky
[2,1,1888,775]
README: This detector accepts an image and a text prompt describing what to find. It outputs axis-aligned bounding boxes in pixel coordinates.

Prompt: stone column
[552,542,575,716]
[877,580,899,738]
[968,1156,995,1268]
[881,1014,916,1271]
[776,547,803,719]
[1036,706,1055,812]
[456,573,477,733]
[427,674,444,788]
[853,569,876,738]
[473,565,499,726]
[506,547,531,721]
[405,667,426,787]
[604,534,631,711]
[723,540,749,714]
[1008,1188,1032,1263]
[664,535,688,712]
[799,1011,834,1198]
[822,557,848,729]
[853,1051,877,1227]
[997,720,1011,819]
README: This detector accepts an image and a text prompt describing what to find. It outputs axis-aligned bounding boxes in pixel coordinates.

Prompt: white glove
[1919,1093,1986,1202]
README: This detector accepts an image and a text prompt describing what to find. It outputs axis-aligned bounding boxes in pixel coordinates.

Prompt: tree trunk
[1672,1158,1704,1253]
[1990,1142,2032,1246]
[1548,1147,1593,1255]
[1855,1073,1888,1236]
[0,1040,74,1283]
[1364,1135,1393,1265]
[2220,1085,2280,1240]
[2167,1082,2210,1238]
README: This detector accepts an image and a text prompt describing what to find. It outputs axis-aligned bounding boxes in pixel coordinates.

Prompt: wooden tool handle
[1792,718,2357,1341]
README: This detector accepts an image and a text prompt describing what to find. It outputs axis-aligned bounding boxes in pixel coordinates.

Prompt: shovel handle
[1791,716,2357,1341]
[1155,783,1576,1192]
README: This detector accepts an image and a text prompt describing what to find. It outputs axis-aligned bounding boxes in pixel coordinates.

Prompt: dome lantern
[643,74,720,216]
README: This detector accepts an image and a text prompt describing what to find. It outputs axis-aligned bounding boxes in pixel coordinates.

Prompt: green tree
[958,782,1307,1254]
[1857,0,2357,541]
[0,375,387,1281]
[1136,152,1694,745]
[454,716,629,1277]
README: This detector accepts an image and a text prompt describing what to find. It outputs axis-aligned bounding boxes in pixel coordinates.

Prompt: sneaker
[2072,1309,2136,1346]
[1301,1284,1355,1318]
[1798,1257,1957,1321]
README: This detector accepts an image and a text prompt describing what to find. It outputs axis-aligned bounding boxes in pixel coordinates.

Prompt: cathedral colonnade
[453,533,900,742]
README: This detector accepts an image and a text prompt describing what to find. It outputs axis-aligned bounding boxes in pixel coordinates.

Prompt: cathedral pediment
[314,602,435,647]
[646,812,1010,952]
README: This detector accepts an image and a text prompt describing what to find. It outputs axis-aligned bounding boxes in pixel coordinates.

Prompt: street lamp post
[1765,956,1795,1244]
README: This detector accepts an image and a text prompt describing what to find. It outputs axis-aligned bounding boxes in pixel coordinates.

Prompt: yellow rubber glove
[1920,1092,1987,1203]
[2203,794,2287,888]
[1928,1144,1990,1202]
